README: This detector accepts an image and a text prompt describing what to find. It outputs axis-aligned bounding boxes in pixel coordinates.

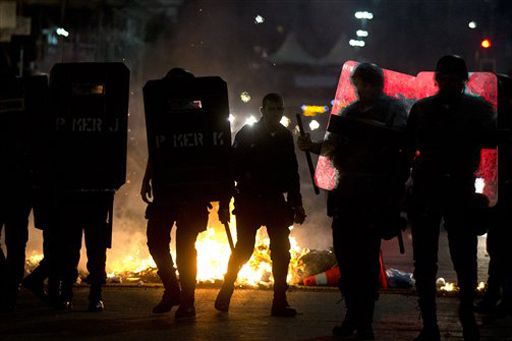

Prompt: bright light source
[475,177,485,193]
[228,114,235,124]
[280,116,291,127]
[354,11,374,20]
[349,39,366,47]
[245,115,258,126]
[254,15,265,24]
[356,30,369,37]
[240,91,252,103]
[56,27,69,37]
[301,105,329,117]
[309,120,320,131]
[481,38,491,49]
[468,21,477,29]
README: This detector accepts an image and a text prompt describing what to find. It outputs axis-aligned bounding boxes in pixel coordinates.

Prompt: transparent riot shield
[315,60,499,206]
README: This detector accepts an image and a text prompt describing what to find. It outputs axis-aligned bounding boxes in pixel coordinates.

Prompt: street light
[56,27,69,37]
[349,39,365,47]
[356,30,369,37]
[354,11,374,20]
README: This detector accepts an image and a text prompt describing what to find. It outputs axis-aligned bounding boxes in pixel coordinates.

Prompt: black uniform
[328,95,407,331]
[222,119,301,303]
[406,93,495,328]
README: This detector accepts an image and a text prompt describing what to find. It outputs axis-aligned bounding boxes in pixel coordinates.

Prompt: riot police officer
[46,63,129,312]
[406,55,496,341]
[142,68,230,320]
[0,55,49,311]
[0,66,32,312]
[215,93,306,317]
[298,63,408,340]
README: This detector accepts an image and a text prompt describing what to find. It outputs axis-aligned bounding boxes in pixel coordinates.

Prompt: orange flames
[27,201,307,287]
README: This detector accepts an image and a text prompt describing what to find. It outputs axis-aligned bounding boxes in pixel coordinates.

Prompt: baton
[397,230,405,255]
[223,222,235,252]
[296,114,320,195]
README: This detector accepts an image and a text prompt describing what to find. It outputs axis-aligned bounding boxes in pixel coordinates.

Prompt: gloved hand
[293,206,307,224]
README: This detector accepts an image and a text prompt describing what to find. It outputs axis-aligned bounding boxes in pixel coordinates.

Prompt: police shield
[143,74,231,200]
[498,75,512,206]
[49,63,129,191]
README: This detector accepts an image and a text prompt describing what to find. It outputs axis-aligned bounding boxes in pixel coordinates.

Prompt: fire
[26,251,44,272]
[24,201,307,287]
[192,202,307,287]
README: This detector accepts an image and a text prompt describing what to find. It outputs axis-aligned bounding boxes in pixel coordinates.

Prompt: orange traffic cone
[302,251,388,288]
[378,250,388,289]
[303,266,340,286]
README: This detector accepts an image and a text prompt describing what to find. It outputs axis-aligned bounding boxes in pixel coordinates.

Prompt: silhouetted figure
[0,51,49,311]
[474,210,512,317]
[475,74,512,317]
[406,55,496,341]
[0,69,31,312]
[215,93,306,317]
[298,63,407,340]
[46,63,129,312]
[142,68,231,320]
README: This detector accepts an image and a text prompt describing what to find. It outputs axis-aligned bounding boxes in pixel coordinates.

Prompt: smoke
[18,0,335,274]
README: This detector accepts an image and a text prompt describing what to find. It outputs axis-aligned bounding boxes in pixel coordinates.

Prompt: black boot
[355,297,375,340]
[153,289,181,314]
[332,295,357,338]
[415,298,440,341]
[215,280,234,312]
[175,303,196,320]
[459,303,479,341]
[414,325,440,341]
[22,273,48,302]
[271,292,297,317]
[332,312,356,338]
[49,279,72,311]
[88,284,104,312]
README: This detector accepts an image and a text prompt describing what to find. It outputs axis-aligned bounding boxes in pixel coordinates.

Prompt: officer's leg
[146,206,180,313]
[332,216,357,336]
[475,223,502,313]
[446,217,479,340]
[83,208,109,312]
[411,209,442,340]
[353,226,381,336]
[57,206,83,307]
[215,212,259,312]
[267,221,297,317]
[174,204,208,319]
[22,228,50,301]
[2,201,31,310]
[332,214,380,338]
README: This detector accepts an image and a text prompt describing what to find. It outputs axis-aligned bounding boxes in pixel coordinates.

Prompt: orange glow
[481,38,491,49]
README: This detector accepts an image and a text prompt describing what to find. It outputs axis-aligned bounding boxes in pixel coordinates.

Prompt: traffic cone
[302,251,388,287]
[303,266,340,286]
[378,250,388,289]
